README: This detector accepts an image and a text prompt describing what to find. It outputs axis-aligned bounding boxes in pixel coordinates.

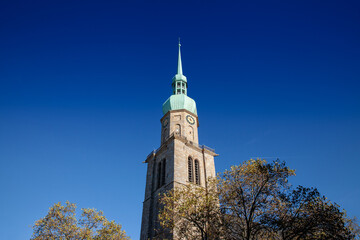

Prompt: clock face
[186,115,195,125]
[162,118,169,128]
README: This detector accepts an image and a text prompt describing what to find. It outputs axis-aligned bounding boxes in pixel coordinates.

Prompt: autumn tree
[159,159,357,239]
[218,159,295,240]
[31,201,130,240]
[263,186,354,239]
[158,181,222,240]
[346,217,360,240]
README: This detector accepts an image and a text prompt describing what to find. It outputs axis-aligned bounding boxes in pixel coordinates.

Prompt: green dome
[162,94,197,116]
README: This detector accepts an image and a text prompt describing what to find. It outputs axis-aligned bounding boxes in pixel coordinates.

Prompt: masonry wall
[161,110,199,145]
[140,109,217,240]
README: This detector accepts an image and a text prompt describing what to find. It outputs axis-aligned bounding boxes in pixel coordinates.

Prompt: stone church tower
[140,43,218,240]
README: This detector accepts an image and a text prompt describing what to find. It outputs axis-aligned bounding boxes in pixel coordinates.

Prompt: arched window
[188,157,193,182]
[162,128,167,143]
[157,162,162,189]
[189,126,194,140]
[194,159,200,185]
[175,124,181,136]
[161,159,166,186]
[157,159,166,189]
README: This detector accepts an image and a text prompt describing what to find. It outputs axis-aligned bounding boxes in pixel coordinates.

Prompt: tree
[159,159,357,240]
[31,201,130,240]
[346,217,360,240]
[263,186,354,239]
[218,159,295,240]
[158,181,222,240]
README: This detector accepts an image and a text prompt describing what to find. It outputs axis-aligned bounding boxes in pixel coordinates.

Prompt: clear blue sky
[1,0,359,239]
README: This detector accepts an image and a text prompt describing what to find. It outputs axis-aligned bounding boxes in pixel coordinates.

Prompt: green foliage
[31,201,130,240]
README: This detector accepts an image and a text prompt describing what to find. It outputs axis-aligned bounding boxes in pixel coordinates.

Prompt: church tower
[140,43,218,240]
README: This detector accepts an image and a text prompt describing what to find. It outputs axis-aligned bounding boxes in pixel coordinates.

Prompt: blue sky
[1,0,359,239]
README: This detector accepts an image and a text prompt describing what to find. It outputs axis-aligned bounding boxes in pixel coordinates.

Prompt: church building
[140,43,218,240]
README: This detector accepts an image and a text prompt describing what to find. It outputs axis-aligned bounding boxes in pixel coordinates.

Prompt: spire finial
[177,38,183,75]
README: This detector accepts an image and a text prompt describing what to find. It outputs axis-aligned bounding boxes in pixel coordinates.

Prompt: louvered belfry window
[157,162,162,189]
[188,157,193,182]
[157,159,166,189]
[194,159,200,185]
[161,159,166,186]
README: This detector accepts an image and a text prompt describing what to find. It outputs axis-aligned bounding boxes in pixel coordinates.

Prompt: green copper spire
[177,40,183,75]
[162,41,197,116]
